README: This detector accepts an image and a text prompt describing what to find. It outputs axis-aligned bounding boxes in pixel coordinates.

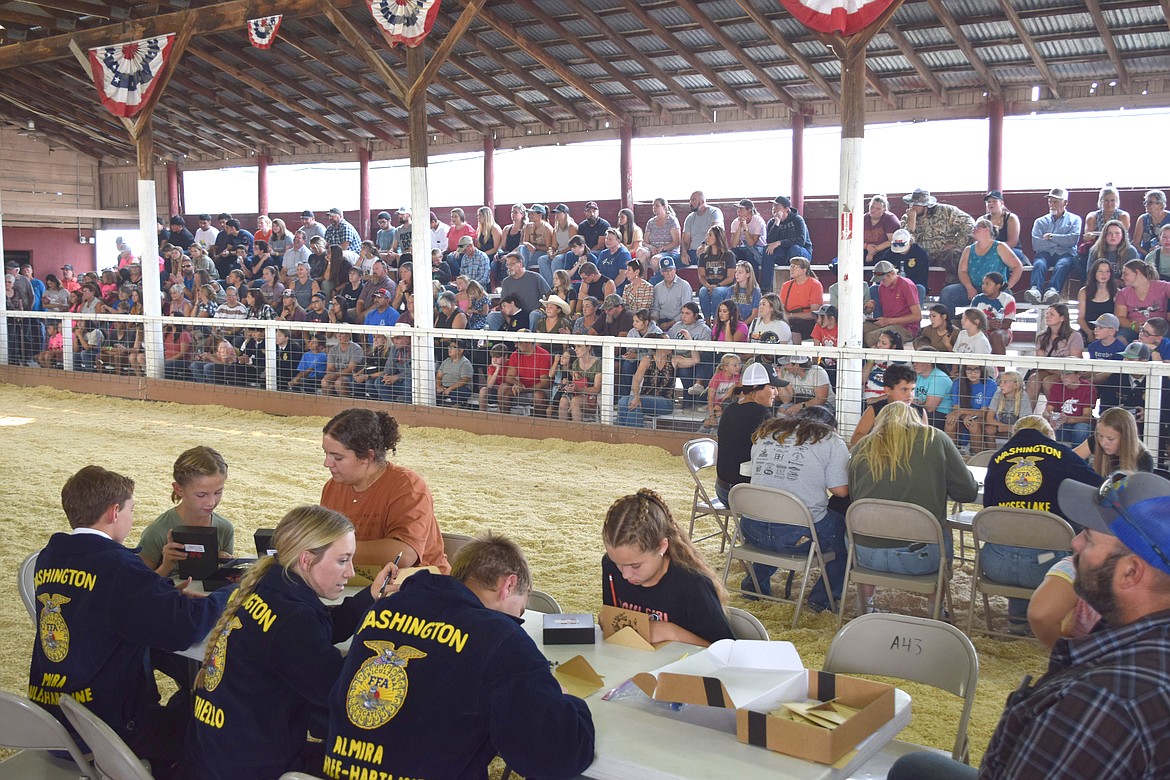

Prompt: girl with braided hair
[186,505,396,780]
[602,489,733,646]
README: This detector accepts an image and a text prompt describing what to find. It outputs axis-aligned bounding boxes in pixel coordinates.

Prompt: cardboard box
[631,640,805,708]
[543,613,596,645]
[735,670,896,765]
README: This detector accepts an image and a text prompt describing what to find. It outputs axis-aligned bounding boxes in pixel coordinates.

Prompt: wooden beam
[995,0,1061,99]
[0,0,360,69]
[164,71,308,151]
[0,93,121,157]
[407,0,486,105]
[923,0,1001,99]
[564,0,713,121]
[1163,0,1170,35]
[622,1,755,118]
[24,0,128,20]
[189,46,361,147]
[0,9,73,31]
[673,0,797,112]
[2,205,139,219]
[472,4,630,123]
[1084,0,1131,94]
[440,49,558,129]
[731,0,838,105]
[864,65,897,109]
[881,19,948,104]
[319,0,408,98]
[0,79,132,148]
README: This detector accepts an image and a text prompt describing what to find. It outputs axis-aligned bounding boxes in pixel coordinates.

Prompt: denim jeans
[853,541,942,575]
[732,245,762,274]
[438,384,471,405]
[1056,422,1090,446]
[375,379,411,404]
[615,395,673,427]
[980,542,1066,619]
[739,508,846,608]
[536,254,557,286]
[1031,251,1076,293]
[697,286,726,319]
[939,283,973,317]
[761,245,811,293]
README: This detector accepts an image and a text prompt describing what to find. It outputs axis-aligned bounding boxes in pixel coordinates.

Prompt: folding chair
[968,507,1074,637]
[683,438,732,551]
[58,696,150,780]
[441,532,474,562]
[946,449,993,564]
[824,613,978,764]
[19,551,38,626]
[726,606,770,640]
[525,589,561,614]
[0,691,94,779]
[839,499,950,626]
[725,483,837,628]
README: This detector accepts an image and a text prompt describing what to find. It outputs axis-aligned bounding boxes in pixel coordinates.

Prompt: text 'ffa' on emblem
[203,616,242,692]
[345,641,427,730]
[38,593,72,663]
[1006,456,1043,496]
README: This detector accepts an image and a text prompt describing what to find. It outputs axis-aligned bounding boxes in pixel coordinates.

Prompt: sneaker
[1024,287,1041,304]
[1042,288,1060,304]
[739,575,772,601]
[687,382,706,396]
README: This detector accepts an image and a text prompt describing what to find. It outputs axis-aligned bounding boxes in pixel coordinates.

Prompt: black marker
[378,552,402,599]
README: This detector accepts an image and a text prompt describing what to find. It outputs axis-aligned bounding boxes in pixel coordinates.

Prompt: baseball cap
[300,210,314,218]
[328,207,343,216]
[198,213,212,221]
[4,260,18,269]
[772,195,791,208]
[737,198,755,209]
[61,264,73,271]
[312,292,327,300]
[741,362,788,388]
[872,260,897,275]
[584,201,599,210]
[377,211,392,220]
[1047,187,1069,201]
[553,204,570,214]
[397,206,411,215]
[372,289,390,298]
[1122,341,1153,360]
[527,204,548,216]
[985,190,1004,202]
[783,354,812,365]
[1059,472,1170,575]
[1090,313,1120,330]
[813,304,838,318]
[660,256,676,270]
[890,230,912,254]
[169,216,185,226]
[601,293,623,311]
[457,235,474,248]
[281,289,296,297]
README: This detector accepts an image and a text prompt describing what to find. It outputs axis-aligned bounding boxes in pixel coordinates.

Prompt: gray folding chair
[441,532,474,562]
[968,507,1074,637]
[825,613,978,765]
[947,450,993,564]
[726,606,770,640]
[683,438,732,551]
[725,483,836,628]
[58,696,150,780]
[840,498,950,626]
[0,691,94,779]
[19,551,39,626]
[526,589,561,614]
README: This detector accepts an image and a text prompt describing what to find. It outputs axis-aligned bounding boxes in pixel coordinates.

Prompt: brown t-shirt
[320,463,449,575]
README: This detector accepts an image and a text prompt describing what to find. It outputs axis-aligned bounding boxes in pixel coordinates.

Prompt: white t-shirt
[749,318,793,345]
[749,433,849,521]
[954,330,992,354]
[780,364,837,410]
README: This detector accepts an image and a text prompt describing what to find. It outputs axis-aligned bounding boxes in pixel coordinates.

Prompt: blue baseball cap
[1059,472,1170,575]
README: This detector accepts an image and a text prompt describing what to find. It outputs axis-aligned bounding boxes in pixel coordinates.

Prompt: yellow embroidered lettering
[193,694,225,729]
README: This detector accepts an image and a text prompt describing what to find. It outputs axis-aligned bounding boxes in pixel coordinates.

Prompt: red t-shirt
[1047,380,1095,419]
[446,223,476,253]
[507,346,552,388]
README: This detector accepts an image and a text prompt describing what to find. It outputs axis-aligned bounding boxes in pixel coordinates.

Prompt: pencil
[378,552,403,599]
[608,573,617,606]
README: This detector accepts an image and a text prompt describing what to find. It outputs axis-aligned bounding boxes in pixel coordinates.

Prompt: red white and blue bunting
[247,15,283,50]
[368,0,441,48]
[87,34,175,118]
[778,0,897,36]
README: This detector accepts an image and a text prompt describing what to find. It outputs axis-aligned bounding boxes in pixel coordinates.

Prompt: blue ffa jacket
[324,572,595,780]
[186,566,374,780]
[28,531,229,739]
[985,428,1102,519]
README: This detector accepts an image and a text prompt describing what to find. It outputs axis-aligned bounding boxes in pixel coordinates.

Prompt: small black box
[543,613,596,645]
[255,528,276,558]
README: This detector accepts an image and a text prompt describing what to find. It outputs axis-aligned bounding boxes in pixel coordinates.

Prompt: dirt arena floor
[0,382,1052,769]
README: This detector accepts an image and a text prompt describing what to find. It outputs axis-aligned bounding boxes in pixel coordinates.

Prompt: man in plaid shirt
[890,472,1170,779]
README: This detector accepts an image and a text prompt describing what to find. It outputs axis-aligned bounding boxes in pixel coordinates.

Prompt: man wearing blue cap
[890,471,1170,779]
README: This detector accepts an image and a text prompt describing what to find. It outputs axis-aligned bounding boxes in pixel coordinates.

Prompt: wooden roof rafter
[1084,0,1132,94]
[731,0,840,107]
[923,0,1002,99]
[880,18,948,104]
[995,0,1062,100]
[165,70,317,151]
[0,87,129,157]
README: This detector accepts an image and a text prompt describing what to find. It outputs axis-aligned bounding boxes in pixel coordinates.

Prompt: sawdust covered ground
[0,382,1051,769]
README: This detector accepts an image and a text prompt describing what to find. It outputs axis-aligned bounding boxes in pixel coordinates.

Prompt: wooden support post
[133,124,164,379]
[0,188,7,364]
[988,99,1004,195]
[407,44,435,406]
[791,111,805,214]
[257,153,269,216]
[483,134,495,211]
[619,124,634,212]
[836,38,867,437]
[166,161,181,218]
[359,148,371,239]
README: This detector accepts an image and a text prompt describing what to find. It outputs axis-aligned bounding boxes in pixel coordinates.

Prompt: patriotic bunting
[87,34,175,118]
[778,0,897,36]
[368,0,441,48]
[247,15,284,49]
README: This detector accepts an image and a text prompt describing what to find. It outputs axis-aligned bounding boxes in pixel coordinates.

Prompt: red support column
[619,124,634,211]
[988,99,1004,194]
[165,162,181,217]
[483,134,495,211]
[257,154,270,216]
[791,112,805,213]
[359,148,371,239]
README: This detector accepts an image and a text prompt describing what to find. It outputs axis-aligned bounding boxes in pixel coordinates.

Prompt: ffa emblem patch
[38,594,71,663]
[345,641,427,729]
[203,616,242,692]
[1006,456,1043,496]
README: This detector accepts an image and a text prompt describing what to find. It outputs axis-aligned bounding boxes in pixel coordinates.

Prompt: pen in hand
[378,551,402,599]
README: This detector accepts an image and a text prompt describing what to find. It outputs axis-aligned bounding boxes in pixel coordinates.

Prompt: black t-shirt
[337,282,362,314]
[601,555,733,645]
[716,400,771,485]
[1086,436,1155,474]
[985,429,1102,520]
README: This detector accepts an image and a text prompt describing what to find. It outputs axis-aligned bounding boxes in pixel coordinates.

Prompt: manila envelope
[553,655,605,699]
[600,606,654,650]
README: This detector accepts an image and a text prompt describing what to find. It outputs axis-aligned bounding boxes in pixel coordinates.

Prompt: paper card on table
[606,625,655,651]
[395,565,440,583]
[600,605,652,641]
[553,655,604,699]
